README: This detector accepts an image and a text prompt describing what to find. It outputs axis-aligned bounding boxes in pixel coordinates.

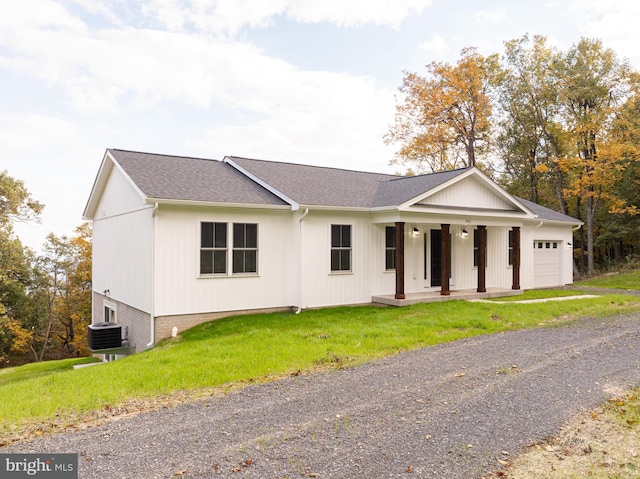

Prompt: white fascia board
[147,198,291,210]
[524,217,584,227]
[298,204,372,213]
[82,151,113,219]
[224,157,300,211]
[405,204,531,219]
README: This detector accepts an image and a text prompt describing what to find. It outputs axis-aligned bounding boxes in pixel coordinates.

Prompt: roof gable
[414,172,521,212]
[84,150,289,219]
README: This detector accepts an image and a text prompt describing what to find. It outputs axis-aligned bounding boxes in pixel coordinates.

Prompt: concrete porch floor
[372,288,523,307]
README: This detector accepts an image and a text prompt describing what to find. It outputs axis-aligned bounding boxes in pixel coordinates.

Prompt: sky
[1,0,639,251]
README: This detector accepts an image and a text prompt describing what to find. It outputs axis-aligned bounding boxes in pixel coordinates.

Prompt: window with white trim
[385,226,396,270]
[233,223,258,274]
[200,222,228,275]
[331,224,351,272]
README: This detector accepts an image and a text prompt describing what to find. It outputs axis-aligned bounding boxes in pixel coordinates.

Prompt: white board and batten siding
[91,165,153,315]
[418,175,515,211]
[299,211,378,309]
[153,206,298,317]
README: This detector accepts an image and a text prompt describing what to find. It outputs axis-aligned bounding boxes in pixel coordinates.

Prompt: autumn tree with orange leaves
[389,37,640,276]
[385,47,499,173]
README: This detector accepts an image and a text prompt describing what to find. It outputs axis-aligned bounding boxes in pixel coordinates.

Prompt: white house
[83,149,581,352]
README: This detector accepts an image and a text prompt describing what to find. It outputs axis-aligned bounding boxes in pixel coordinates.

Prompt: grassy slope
[0,357,100,387]
[1,292,639,436]
[576,269,640,289]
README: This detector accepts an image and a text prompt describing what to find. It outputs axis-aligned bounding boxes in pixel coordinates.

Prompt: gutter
[146,202,158,348]
[295,208,310,314]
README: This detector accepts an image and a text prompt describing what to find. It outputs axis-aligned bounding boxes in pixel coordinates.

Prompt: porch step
[372,288,523,307]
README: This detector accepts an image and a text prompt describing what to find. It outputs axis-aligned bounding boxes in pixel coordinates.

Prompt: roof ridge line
[228,155,399,178]
[109,148,221,163]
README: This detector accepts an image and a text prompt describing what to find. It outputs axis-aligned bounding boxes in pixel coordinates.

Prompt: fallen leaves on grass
[483,389,640,478]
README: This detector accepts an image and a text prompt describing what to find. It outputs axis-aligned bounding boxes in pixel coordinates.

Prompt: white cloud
[475,9,506,24]
[0,113,102,250]
[285,0,432,28]
[418,34,449,59]
[189,70,396,172]
[142,0,432,34]
[570,0,640,67]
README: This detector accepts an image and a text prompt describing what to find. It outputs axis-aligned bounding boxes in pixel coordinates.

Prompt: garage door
[533,240,561,288]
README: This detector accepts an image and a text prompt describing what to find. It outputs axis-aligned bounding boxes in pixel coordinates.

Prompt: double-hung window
[200,222,228,274]
[233,223,258,274]
[385,226,396,270]
[331,224,351,272]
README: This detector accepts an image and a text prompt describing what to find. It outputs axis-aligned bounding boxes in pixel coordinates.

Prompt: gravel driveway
[7,313,640,478]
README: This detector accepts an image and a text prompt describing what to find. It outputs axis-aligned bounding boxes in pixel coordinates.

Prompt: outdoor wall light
[461,229,469,238]
[412,227,419,236]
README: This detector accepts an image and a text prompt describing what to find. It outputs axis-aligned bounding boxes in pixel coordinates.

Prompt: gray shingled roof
[109,149,288,206]
[106,150,580,223]
[228,156,398,208]
[516,196,581,223]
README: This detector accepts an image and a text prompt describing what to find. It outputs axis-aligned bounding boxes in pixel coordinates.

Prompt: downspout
[146,202,158,348]
[572,224,582,231]
[295,208,310,314]
[534,220,544,228]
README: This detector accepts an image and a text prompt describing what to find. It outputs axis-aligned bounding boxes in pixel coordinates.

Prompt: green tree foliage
[493,35,568,212]
[0,170,92,366]
[555,38,634,276]
[389,36,640,275]
[0,173,43,365]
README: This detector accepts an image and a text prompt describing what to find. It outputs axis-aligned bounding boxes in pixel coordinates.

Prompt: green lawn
[1,291,639,440]
[486,289,586,301]
[577,269,640,290]
[0,357,101,387]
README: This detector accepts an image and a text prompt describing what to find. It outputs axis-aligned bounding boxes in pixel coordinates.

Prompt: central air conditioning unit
[88,322,122,351]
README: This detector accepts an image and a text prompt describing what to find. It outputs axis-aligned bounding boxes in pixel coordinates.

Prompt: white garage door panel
[534,241,561,288]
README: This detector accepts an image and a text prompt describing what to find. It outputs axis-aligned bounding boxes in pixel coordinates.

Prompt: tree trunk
[586,195,595,276]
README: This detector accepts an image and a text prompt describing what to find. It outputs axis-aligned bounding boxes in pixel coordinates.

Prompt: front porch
[372,288,523,307]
